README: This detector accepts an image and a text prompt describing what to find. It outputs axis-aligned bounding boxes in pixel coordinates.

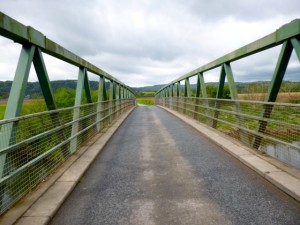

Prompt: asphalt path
[50,106,300,225]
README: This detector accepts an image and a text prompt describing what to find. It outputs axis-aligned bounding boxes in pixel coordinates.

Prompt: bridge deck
[49,106,300,225]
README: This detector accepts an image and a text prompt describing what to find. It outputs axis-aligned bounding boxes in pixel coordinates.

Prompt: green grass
[0,100,47,120]
[0,104,5,120]
[137,98,155,105]
[142,91,155,96]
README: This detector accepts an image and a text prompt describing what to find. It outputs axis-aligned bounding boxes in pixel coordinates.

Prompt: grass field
[0,99,47,120]
[136,97,155,105]
[0,104,5,120]
[238,92,300,103]
[142,92,155,97]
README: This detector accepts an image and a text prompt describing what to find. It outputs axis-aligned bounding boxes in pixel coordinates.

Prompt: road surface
[50,106,300,225]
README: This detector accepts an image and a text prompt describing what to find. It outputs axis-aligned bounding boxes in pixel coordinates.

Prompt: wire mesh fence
[156,97,300,169]
[0,99,134,214]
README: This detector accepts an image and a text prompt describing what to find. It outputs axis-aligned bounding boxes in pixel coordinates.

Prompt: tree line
[0,80,299,100]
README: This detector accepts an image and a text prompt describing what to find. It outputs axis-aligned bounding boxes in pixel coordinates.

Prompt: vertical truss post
[120,85,123,113]
[253,41,293,149]
[162,89,166,107]
[199,73,207,98]
[169,85,173,109]
[224,63,249,144]
[212,65,226,128]
[109,80,115,123]
[172,84,176,110]
[177,81,182,112]
[70,67,89,153]
[83,72,92,104]
[184,78,191,97]
[0,45,35,180]
[115,83,119,116]
[198,73,211,124]
[177,81,182,96]
[124,89,128,99]
[184,78,191,115]
[97,76,105,132]
[194,74,201,119]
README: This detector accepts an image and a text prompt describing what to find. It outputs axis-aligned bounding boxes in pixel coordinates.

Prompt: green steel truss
[0,13,135,180]
[155,19,300,150]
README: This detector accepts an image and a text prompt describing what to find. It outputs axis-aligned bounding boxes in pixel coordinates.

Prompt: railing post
[212,65,226,128]
[184,78,191,115]
[199,73,210,123]
[109,80,115,123]
[115,83,119,117]
[177,81,182,112]
[96,76,105,132]
[70,67,91,153]
[169,85,174,109]
[162,89,166,107]
[194,74,201,119]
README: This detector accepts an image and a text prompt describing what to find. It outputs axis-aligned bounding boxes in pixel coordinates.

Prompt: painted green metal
[216,65,226,99]
[253,41,294,149]
[70,67,89,153]
[0,45,35,178]
[184,78,191,97]
[169,85,174,109]
[212,65,226,128]
[33,48,56,110]
[197,73,209,120]
[83,71,92,104]
[177,81,182,97]
[3,46,36,119]
[224,63,249,143]
[109,81,115,123]
[199,73,207,98]
[33,47,69,157]
[196,74,201,98]
[291,38,300,60]
[193,75,201,119]
[96,76,105,131]
[224,63,238,99]
[0,13,136,215]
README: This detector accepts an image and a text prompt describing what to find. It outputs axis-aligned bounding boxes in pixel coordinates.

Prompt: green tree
[54,88,76,108]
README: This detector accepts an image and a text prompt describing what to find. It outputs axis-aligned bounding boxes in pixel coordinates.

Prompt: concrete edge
[1,107,136,225]
[158,106,300,203]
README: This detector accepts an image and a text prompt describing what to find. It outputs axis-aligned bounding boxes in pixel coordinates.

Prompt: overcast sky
[0,0,299,87]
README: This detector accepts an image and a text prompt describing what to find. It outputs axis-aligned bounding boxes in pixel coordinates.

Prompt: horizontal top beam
[157,18,300,93]
[0,12,134,93]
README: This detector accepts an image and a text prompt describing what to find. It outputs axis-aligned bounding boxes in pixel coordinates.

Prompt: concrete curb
[159,106,300,203]
[1,107,136,225]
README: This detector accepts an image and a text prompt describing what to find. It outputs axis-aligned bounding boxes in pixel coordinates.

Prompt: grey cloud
[0,0,299,86]
[182,0,300,22]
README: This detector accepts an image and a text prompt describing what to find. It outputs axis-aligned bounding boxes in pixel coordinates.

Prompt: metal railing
[0,12,136,214]
[156,97,300,169]
[155,19,300,169]
[0,99,134,214]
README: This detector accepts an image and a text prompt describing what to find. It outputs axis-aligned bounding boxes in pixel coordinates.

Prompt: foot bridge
[0,13,300,224]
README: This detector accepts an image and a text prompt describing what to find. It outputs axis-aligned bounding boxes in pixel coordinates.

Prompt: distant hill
[0,80,107,99]
[0,80,299,99]
[132,84,166,92]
